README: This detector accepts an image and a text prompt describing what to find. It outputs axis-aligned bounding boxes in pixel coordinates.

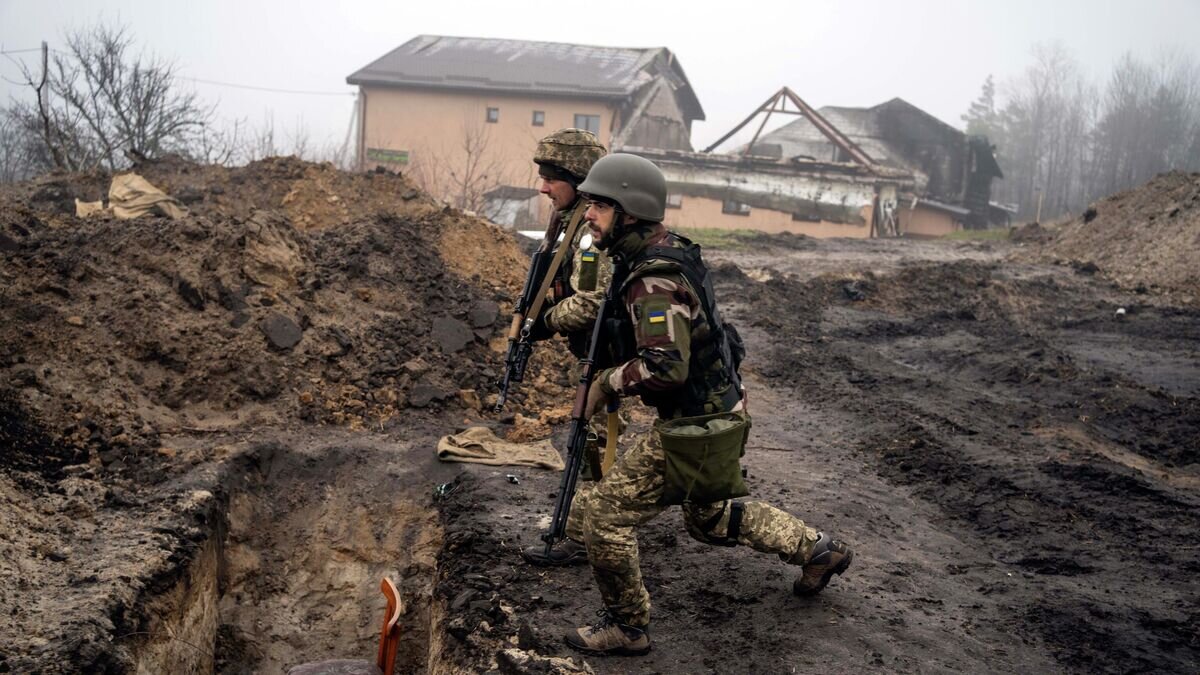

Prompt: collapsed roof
[737,97,1002,202]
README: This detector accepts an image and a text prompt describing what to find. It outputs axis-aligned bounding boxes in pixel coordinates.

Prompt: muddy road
[434,237,1199,674]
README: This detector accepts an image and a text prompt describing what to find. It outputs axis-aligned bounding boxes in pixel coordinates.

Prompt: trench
[129,440,446,674]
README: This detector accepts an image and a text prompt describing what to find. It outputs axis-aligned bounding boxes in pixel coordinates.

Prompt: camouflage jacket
[544,198,614,335]
[595,223,742,419]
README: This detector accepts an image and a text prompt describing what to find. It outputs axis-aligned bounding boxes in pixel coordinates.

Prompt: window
[574,114,600,135]
[665,193,682,209]
[532,110,545,126]
[486,107,499,123]
[722,199,751,216]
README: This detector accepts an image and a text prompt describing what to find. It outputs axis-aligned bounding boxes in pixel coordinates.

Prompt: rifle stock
[495,231,554,411]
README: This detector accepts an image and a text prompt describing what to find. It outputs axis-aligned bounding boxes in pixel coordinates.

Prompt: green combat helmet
[534,128,607,184]
[576,153,667,222]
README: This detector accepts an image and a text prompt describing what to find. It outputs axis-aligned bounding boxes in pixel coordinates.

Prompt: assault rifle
[495,247,551,412]
[495,207,585,411]
[542,292,616,555]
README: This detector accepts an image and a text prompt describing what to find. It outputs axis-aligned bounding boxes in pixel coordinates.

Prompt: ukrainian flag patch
[648,310,667,324]
[581,251,597,262]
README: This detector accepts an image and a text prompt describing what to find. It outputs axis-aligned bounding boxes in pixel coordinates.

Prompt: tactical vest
[607,233,745,419]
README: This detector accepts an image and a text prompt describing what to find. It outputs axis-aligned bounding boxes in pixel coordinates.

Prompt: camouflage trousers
[564,405,627,542]
[580,427,820,627]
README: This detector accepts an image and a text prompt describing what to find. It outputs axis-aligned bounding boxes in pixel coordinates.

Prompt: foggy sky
[3,0,1199,155]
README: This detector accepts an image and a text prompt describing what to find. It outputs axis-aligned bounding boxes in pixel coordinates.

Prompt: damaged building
[347,39,1002,238]
[735,95,1006,234]
[617,89,1006,238]
[346,34,702,225]
[625,88,1004,238]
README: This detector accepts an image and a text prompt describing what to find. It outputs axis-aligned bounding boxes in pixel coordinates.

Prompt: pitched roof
[347,35,704,119]
[743,104,895,165]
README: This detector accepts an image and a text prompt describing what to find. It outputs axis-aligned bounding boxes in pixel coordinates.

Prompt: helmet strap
[603,204,627,250]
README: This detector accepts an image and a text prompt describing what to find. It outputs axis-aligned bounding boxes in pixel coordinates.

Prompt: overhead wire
[4,45,353,98]
[179,76,353,97]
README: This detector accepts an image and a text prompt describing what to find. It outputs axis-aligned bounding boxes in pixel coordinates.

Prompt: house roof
[484,185,539,201]
[347,35,704,120]
[739,97,1002,201]
[742,102,899,166]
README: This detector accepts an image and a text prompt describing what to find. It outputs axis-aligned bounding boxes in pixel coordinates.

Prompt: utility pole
[35,40,66,170]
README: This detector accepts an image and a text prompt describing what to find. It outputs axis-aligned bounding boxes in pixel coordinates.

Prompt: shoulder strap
[631,237,725,331]
[523,203,587,332]
[628,235,743,393]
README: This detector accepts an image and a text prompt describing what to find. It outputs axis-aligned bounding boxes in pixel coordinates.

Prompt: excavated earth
[2,162,1198,674]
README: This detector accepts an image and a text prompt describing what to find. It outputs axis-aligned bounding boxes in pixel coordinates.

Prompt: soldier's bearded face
[540,177,576,211]
[585,201,635,249]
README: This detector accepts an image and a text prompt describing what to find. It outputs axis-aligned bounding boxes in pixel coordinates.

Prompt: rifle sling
[522,205,587,333]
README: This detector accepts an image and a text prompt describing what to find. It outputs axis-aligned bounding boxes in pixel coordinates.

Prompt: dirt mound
[0,157,585,672]
[1009,221,1054,244]
[0,157,573,481]
[1023,170,1200,301]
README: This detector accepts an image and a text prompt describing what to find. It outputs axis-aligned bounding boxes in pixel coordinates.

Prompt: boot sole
[794,549,854,597]
[564,638,652,657]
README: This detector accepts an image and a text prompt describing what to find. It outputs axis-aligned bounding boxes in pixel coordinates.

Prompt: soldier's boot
[793,532,854,597]
[521,538,588,567]
[564,609,651,656]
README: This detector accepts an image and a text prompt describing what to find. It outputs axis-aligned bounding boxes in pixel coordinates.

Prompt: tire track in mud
[719,260,1200,673]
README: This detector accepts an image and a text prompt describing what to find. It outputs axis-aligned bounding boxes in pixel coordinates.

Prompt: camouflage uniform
[528,129,627,548]
[544,199,613,337]
[542,198,622,542]
[582,222,821,628]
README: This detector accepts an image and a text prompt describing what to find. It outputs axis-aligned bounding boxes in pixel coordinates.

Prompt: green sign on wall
[367,148,409,165]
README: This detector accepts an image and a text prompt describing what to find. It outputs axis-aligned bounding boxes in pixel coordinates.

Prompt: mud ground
[432,236,1199,674]
[1,160,1197,673]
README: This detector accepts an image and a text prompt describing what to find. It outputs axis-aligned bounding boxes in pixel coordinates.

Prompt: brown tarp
[436,427,564,470]
[109,173,187,220]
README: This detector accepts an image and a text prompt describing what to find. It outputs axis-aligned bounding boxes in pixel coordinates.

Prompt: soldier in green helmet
[561,153,855,656]
[520,128,622,567]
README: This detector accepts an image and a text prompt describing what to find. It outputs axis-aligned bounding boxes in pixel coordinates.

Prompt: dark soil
[429,244,1198,674]
[3,158,1197,674]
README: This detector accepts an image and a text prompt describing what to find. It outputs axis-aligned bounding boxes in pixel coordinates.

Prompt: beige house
[346,35,703,226]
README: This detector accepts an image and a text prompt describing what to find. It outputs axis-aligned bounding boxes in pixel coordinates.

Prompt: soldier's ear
[621,214,638,226]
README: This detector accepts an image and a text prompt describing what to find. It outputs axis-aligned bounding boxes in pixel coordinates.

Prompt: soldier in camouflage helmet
[520,128,624,567]
[561,154,854,656]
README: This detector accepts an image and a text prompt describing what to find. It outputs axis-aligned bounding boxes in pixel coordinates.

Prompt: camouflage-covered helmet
[534,128,607,183]
[576,153,667,222]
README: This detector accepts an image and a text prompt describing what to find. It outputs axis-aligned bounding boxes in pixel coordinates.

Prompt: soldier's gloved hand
[584,378,608,419]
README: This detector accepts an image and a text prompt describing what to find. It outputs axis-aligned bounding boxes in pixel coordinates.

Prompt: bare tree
[6,23,212,174]
[0,110,40,182]
[979,42,1200,221]
[191,117,246,166]
[408,117,515,218]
